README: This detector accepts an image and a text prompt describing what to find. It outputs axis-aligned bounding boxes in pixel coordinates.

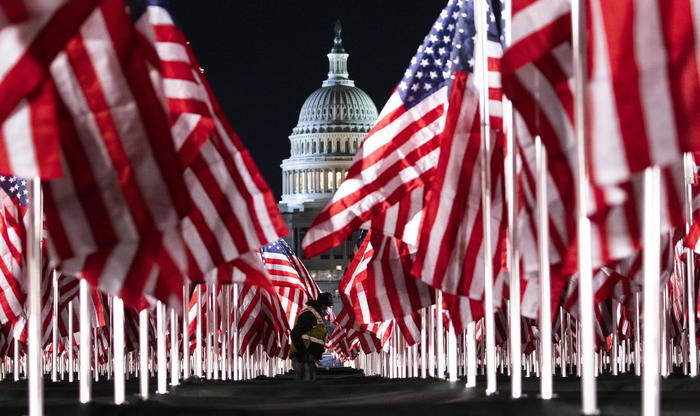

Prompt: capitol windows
[294,172,299,193]
[312,141,316,153]
[344,140,348,153]
[335,171,342,188]
[327,171,333,190]
[319,141,324,153]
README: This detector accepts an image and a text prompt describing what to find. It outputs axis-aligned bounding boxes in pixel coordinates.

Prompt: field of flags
[2,0,700,415]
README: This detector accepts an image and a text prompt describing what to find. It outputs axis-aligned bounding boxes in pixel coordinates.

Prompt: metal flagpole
[79,279,92,403]
[536,137,553,399]
[211,284,219,380]
[27,177,43,416]
[195,285,203,378]
[436,290,445,379]
[139,308,149,399]
[420,308,427,378]
[684,153,698,377]
[612,300,619,376]
[232,283,239,380]
[447,321,458,382]
[113,296,126,404]
[182,284,190,380]
[635,293,642,377]
[428,305,435,377]
[475,0,497,396]
[642,166,661,416]
[571,0,597,412]
[68,301,74,382]
[156,301,167,394]
[51,270,58,383]
[14,338,19,381]
[466,322,477,388]
[560,307,567,377]
[503,0,522,399]
[170,307,179,386]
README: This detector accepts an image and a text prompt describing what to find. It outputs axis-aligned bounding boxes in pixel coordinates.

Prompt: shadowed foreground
[2,368,700,415]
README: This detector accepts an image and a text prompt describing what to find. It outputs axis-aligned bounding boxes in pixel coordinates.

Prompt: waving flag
[0,176,26,325]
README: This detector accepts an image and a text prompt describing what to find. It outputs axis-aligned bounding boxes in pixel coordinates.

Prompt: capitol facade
[279,22,378,296]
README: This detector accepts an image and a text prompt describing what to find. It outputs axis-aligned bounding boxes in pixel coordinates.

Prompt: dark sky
[169,0,445,199]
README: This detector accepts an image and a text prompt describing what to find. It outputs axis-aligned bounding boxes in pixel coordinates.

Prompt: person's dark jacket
[290,301,326,362]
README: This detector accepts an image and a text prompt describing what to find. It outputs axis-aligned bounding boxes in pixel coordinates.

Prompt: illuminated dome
[280,21,378,211]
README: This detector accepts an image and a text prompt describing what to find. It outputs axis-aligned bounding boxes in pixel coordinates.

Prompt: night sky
[169,0,445,199]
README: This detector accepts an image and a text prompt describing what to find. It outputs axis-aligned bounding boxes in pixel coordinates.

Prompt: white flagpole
[232,283,239,380]
[684,153,698,377]
[436,290,445,379]
[536,137,553,399]
[13,338,19,381]
[211,284,219,380]
[420,308,427,378]
[68,301,74,382]
[170,307,179,386]
[642,166,661,416]
[182,284,190,380]
[466,322,477,388]
[503,0,522,399]
[428,305,435,377]
[27,177,43,416]
[635,293,642,376]
[571,0,597,412]
[475,0,497,396]
[447,322,458,382]
[611,299,619,376]
[79,279,92,403]
[196,285,203,378]
[156,301,167,394]
[51,270,58,383]
[113,296,126,404]
[139,308,149,399]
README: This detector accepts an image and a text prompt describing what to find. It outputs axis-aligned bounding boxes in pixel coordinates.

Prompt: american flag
[0,175,26,325]
[411,0,508,298]
[340,229,434,325]
[236,280,290,358]
[131,0,288,290]
[260,239,320,327]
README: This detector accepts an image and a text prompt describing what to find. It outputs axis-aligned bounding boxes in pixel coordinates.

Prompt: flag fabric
[0,178,26,325]
[131,0,288,288]
[301,0,484,259]
[236,279,290,358]
[260,239,320,326]
[586,0,700,187]
[340,229,435,324]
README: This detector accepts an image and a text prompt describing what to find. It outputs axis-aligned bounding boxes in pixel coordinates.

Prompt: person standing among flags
[288,292,334,381]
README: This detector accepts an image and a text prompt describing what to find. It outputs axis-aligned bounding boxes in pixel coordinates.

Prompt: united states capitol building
[279,22,378,297]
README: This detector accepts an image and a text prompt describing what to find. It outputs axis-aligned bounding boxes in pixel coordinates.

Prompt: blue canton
[262,239,295,259]
[0,176,28,206]
[398,0,504,109]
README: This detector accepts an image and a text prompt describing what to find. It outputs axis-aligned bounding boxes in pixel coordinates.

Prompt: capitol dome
[280,21,378,212]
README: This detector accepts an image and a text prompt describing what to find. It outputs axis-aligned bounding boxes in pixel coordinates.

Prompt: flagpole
[420,308,427,378]
[113,296,125,404]
[51,270,58,383]
[68,301,74,382]
[182,284,190,380]
[428,305,435,377]
[447,321,458,382]
[571,0,597,412]
[27,177,43,416]
[475,0,497,396]
[193,285,202,378]
[139,307,149,399]
[502,0,523,399]
[684,153,698,377]
[232,283,239,380]
[466,321,477,388]
[79,279,92,403]
[436,290,445,379]
[536,137,553,399]
[211,284,219,380]
[156,301,167,394]
[170,307,179,386]
[642,166,661,416]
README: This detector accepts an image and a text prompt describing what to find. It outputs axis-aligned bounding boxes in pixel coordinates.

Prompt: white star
[447,24,455,31]
[440,10,449,18]
[423,83,432,90]
[415,71,424,79]
[404,69,413,77]
[442,70,451,79]
[429,71,438,79]
[0,177,5,182]
[425,46,434,55]
[452,12,460,19]
[434,22,444,31]
[411,83,420,92]
[468,57,475,67]
[443,36,451,43]
[411,57,417,65]
[420,59,429,67]
[429,34,438,43]
[438,47,447,55]
[399,81,408,91]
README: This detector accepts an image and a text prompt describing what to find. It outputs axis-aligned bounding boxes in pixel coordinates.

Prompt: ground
[2,369,700,415]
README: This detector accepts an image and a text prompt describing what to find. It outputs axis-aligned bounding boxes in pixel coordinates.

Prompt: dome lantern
[323,20,353,87]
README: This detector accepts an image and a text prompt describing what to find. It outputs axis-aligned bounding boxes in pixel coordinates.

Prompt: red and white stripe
[0,189,24,325]
[236,279,290,358]
[587,0,700,187]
